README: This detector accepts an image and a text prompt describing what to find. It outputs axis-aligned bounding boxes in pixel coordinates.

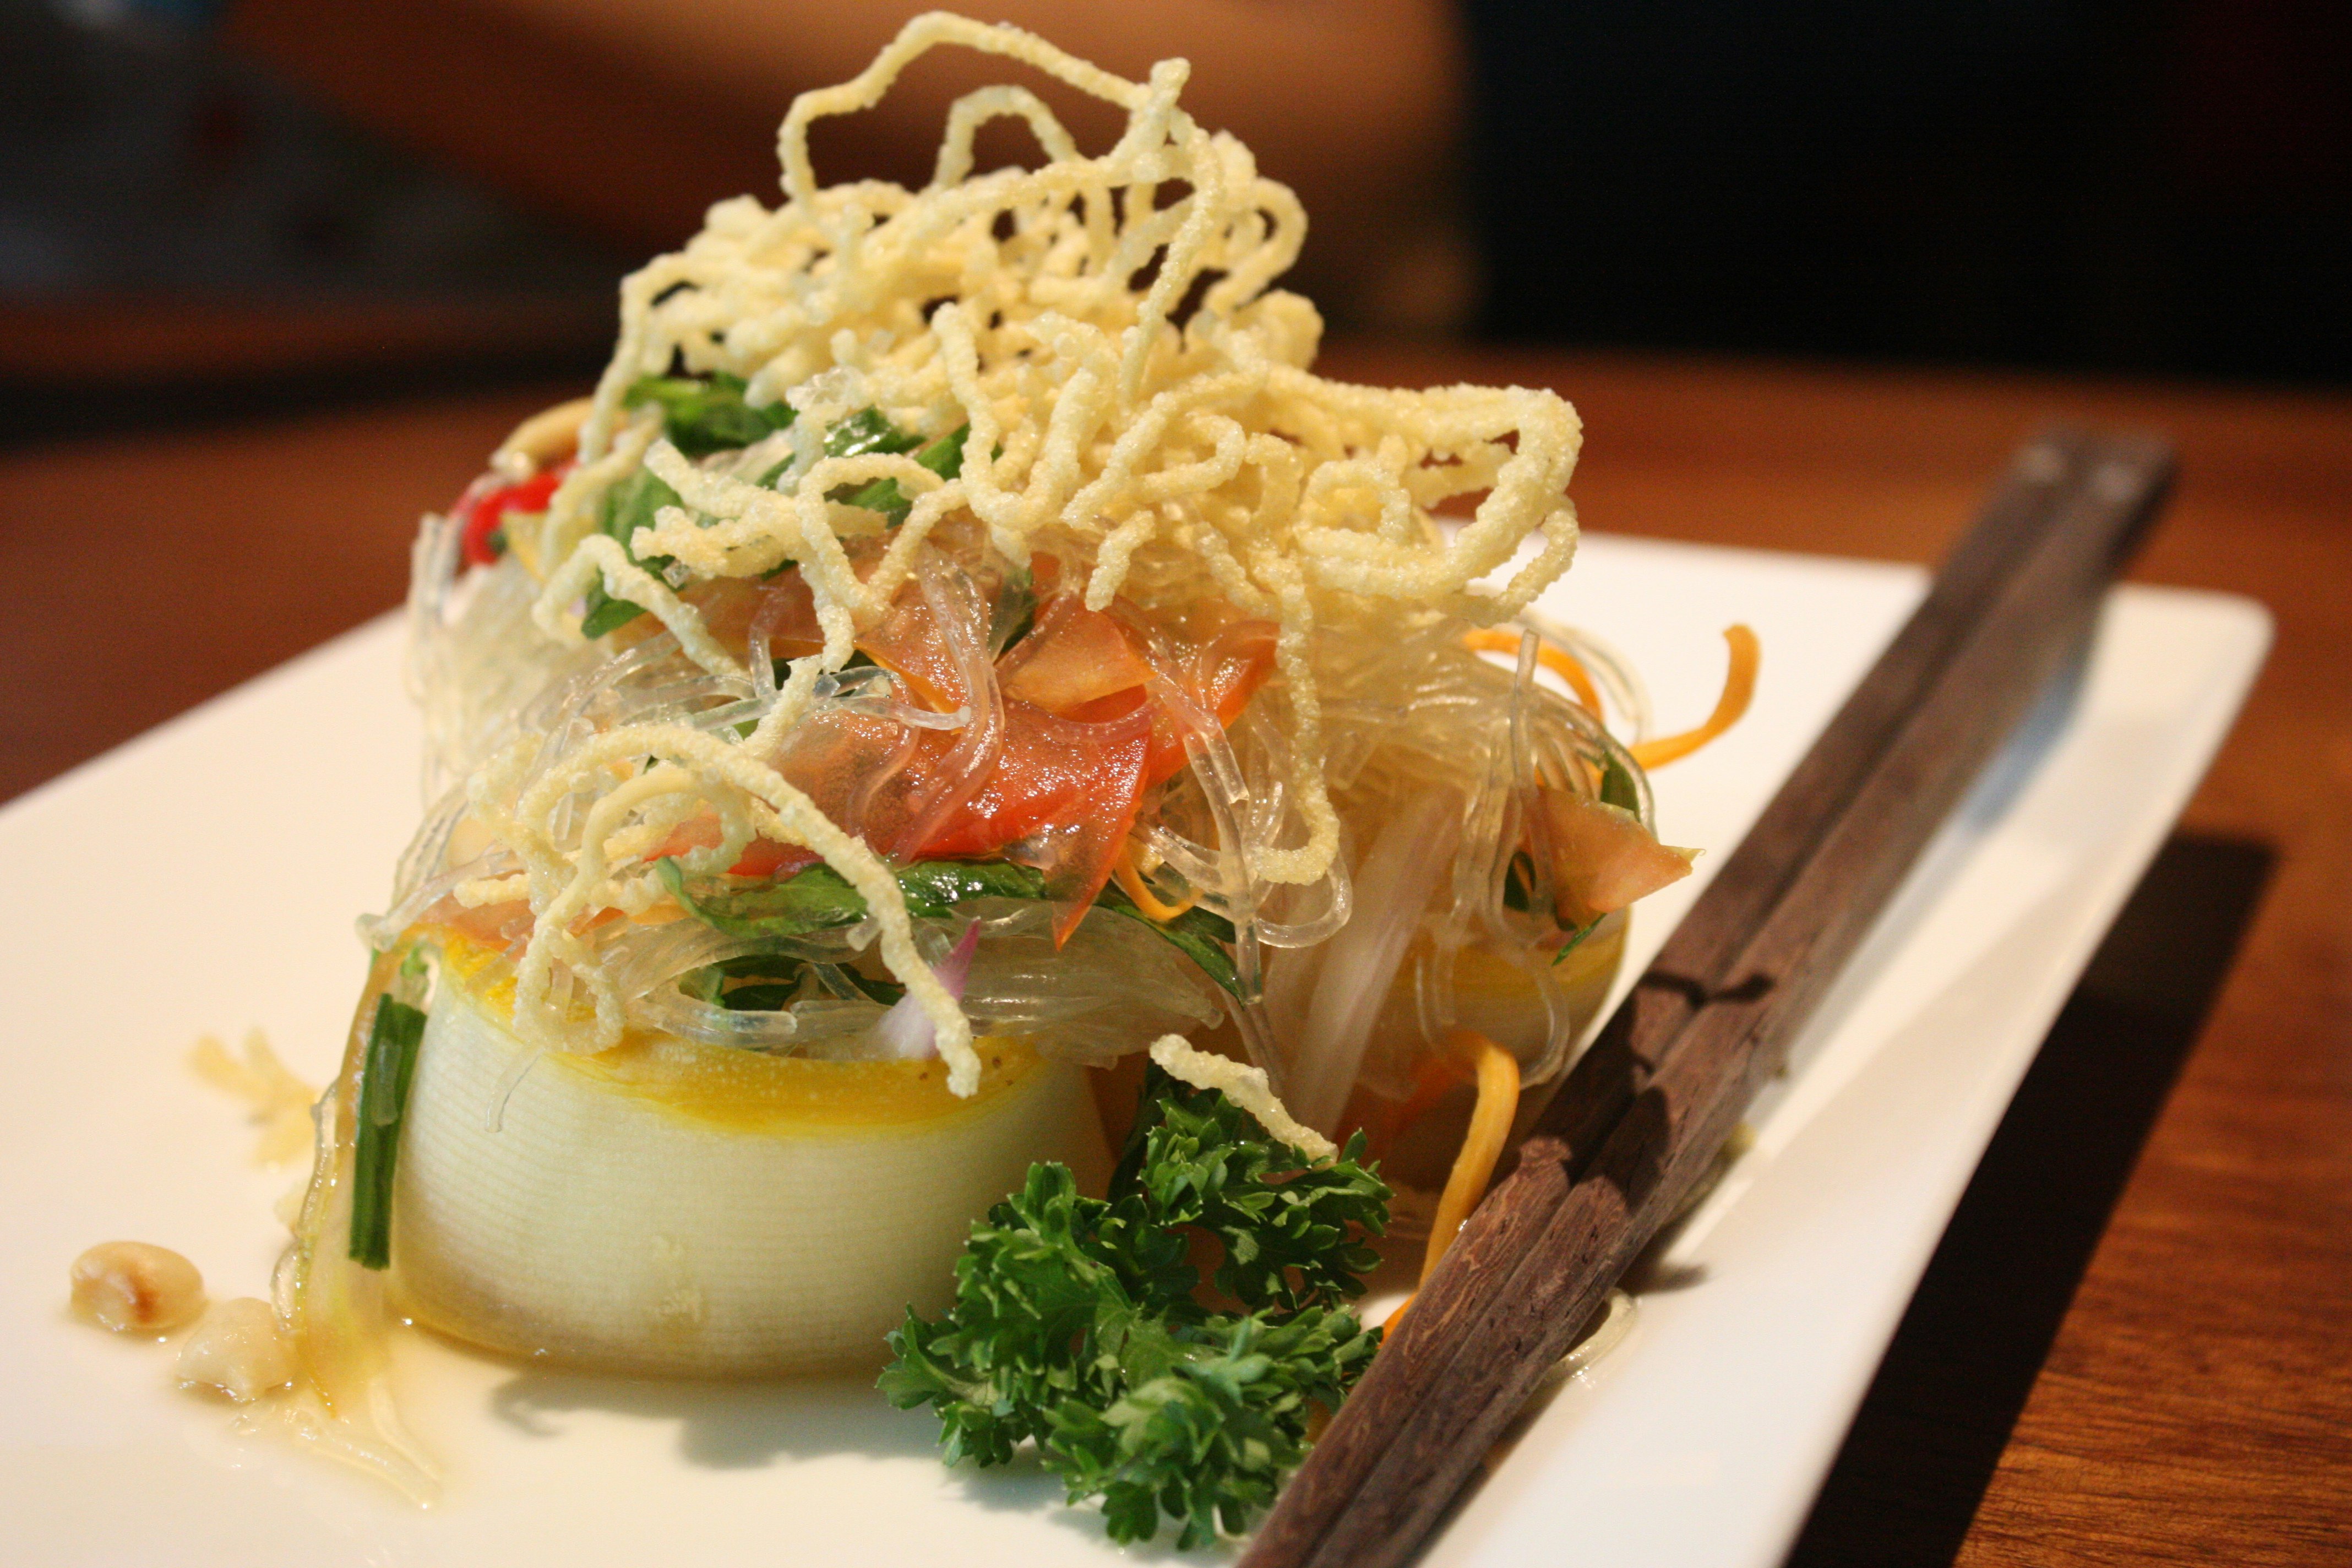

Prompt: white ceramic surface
[0,534,2268,1567]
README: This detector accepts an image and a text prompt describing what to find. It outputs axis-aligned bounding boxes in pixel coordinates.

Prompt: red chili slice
[453,462,569,568]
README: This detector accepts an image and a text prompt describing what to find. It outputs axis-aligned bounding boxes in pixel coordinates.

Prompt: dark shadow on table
[1782,831,2274,1568]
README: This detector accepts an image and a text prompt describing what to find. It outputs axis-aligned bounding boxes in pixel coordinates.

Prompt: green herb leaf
[894,858,1050,915]
[720,982,798,1011]
[348,993,428,1270]
[834,423,971,525]
[690,952,906,1012]
[1094,881,1243,999]
[1044,1307,1380,1548]
[623,372,795,458]
[823,406,925,461]
[589,399,943,634]
[753,409,959,507]
[1600,748,1642,812]
[579,587,644,640]
[812,962,907,1006]
[1501,850,1536,913]
[882,1069,1389,1547]
[661,856,1243,998]
[580,465,684,638]
[656,857,869,941]
[989,565,1037,656]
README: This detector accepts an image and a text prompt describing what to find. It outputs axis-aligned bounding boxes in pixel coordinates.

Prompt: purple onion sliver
[869,918,981,1059]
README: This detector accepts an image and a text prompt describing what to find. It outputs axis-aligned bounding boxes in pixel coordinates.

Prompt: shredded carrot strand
[1461,627,1603,714]
[1112,839,1197,922]
[1419,1028,1521,1285]
[1630,623,1759,770]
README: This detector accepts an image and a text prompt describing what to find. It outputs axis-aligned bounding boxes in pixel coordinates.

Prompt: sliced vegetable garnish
[1112,841,1198,922]
[1539,790,1697,927]
[881,1066,1388,1548]
[1418,1029,1519,1283]
[1629,623,1760,769]
[1550,913,1607,966]
[349,993,428,1270]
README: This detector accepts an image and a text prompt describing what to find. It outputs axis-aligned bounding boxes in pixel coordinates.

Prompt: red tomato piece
[1197,617,1279,724]
[1136,616,1278,786]
[857,584,972,713]
[685,571,825,664]
[997,594,1157,716]
[903,698,1153,940]
[645,814,820,881]
[727,839,819,880]
[768,708,925,851]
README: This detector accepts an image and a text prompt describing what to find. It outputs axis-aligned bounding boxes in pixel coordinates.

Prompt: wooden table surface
[4,344,2346,1564]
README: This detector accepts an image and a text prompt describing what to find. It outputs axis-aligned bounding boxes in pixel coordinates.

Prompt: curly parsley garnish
[881,1066,1389,1548]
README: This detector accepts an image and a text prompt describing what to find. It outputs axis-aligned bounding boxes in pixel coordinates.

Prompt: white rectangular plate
[0,535,2267,1567]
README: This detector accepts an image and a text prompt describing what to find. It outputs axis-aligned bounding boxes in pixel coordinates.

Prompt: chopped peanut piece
[70,1242,205,1333]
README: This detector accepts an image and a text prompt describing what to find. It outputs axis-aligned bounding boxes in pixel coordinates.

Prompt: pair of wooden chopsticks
[1243,428,2176,1568]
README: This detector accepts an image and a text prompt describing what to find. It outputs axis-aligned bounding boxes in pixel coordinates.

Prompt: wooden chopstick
[1243,428,2176,1568]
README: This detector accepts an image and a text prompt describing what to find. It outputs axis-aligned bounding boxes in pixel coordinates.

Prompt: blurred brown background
[4,0,2345,443]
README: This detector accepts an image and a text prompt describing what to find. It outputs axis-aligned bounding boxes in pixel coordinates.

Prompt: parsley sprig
[881,1067,1389,1548]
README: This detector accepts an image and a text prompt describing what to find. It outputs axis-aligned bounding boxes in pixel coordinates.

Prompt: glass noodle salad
[390,19,1708,1109]
[225,8,1754,1533]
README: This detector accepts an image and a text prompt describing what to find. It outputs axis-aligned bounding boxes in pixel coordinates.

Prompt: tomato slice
[856,582,972,713]
[684,572,825,663]
[1197,617,1279,725]
[705,570,1273,950]
[998,594,1157,715]
[1134,615,1278,785]
[1538,788,1695,926]
[769,708,925,851]
[903,697,1153,940]
[646,814,821,880]
[727,839,819,880]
